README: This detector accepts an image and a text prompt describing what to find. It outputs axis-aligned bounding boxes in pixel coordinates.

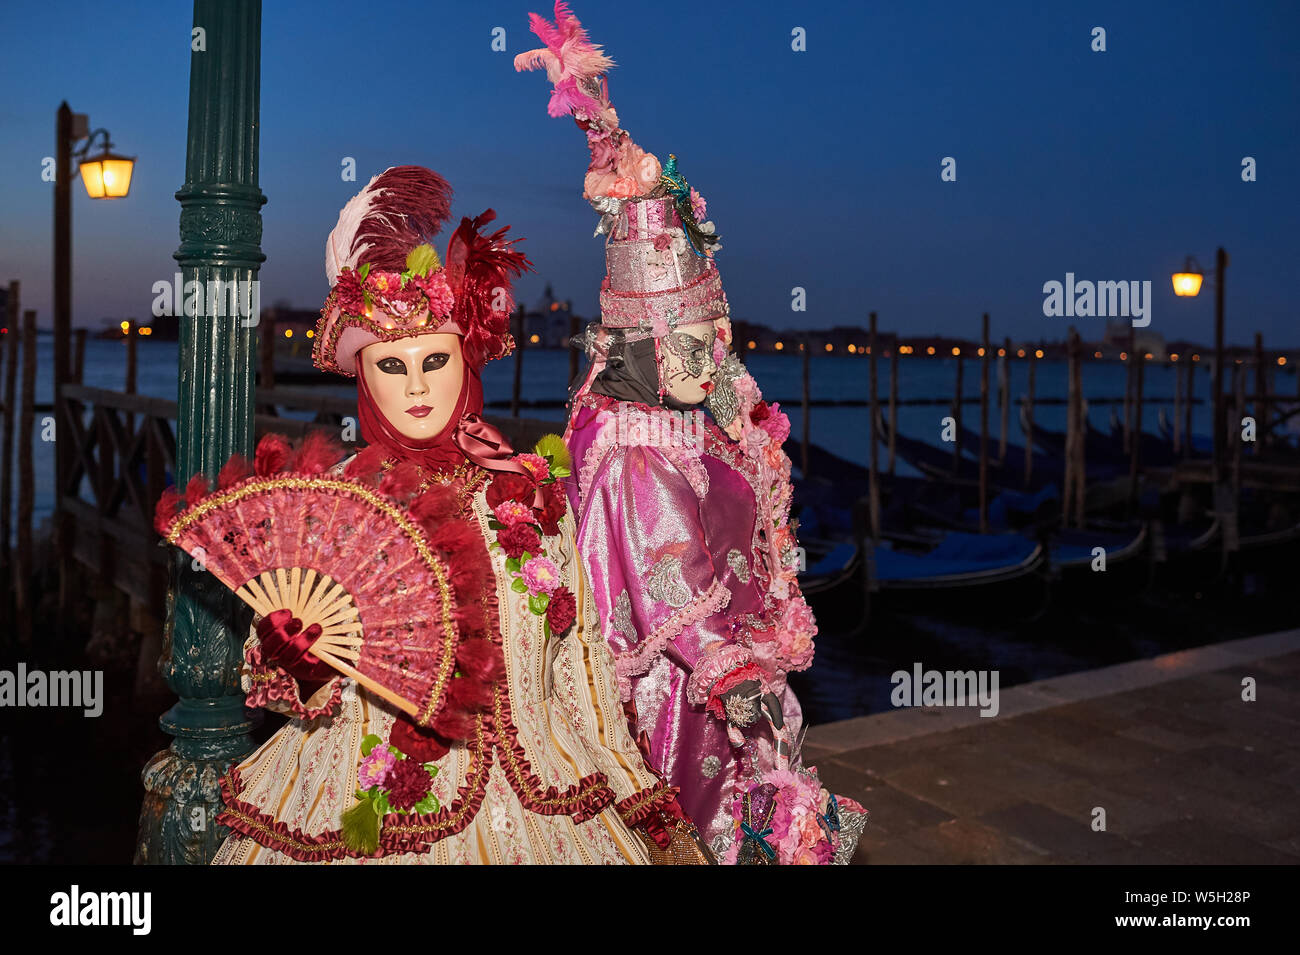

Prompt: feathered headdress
[313,166,533,376]
[515,2,719,257]
[324,166,453,286]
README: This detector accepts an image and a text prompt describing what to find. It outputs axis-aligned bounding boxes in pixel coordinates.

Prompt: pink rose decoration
[357,746,396,789]
[515,452,550,482]
[493,500,533,527]
[759,403,791,446]
[520,556,561,596]
[652,232,671,252]
[606,176,640,199]
[412,272,456,317]
[587,130,619,173]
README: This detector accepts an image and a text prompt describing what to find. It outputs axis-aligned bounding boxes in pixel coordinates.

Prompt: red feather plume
[349,166,453,274]
[217,453,253,490]
[343,443,388,484]
[444,210,533,367]
[293,429,345,474]
[254,433,293,476]
[184,473,211,506]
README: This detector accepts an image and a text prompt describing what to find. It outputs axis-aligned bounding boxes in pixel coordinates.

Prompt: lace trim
[575,401,709,510]
[612,577,731,701]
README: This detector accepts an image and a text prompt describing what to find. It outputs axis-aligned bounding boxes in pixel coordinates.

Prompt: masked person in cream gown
[209,166,708,864]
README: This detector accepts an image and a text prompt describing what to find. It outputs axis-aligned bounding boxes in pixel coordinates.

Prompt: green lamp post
[135,0,267,864]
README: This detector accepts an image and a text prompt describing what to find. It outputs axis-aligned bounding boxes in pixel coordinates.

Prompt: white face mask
[359,332,465,440]
[659,321,718,405]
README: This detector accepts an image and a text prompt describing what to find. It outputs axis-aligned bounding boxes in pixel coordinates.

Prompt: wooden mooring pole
[15,310,36,646]
[1173,360,1183,454]
[868,312,880,542]
[1065,329,1085,527]
[888,338,898,476]
[1024,347,1036,489]
[952,351,963,473]
[511,303,524,418]
[801,334,810,479]
[1,280,18,580]
[979,314,990,533]
[1128,351,1145,516]
[1254,333,1266,455]
[998,335,1010,465]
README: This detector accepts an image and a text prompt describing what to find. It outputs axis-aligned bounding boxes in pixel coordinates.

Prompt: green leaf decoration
[373,791,392,817]
[400,269,411,288]
[362,289,373,310]
[413,793,441,815]
[533,433,572,472]
[405,243,440,277]
[341,797,380,855]
[505,556,521,573]
[550,465,571,479]
[423,763,440,777]
[511,577,528,594]
[488,519,505,530]
[528,593,551,615]
[358,262,371,281]
[543,618,552,639]
[361,734,382,757]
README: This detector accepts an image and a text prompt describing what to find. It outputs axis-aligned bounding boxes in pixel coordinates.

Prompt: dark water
[789,562,1299,724]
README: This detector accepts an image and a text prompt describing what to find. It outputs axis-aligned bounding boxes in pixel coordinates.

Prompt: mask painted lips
[405,405,433,418]
[701,381,714,394]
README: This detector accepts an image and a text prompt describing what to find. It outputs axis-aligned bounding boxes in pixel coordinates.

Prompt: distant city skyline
[2,0,1297,348]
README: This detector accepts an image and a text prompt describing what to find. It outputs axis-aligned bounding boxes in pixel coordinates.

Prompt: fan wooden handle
[308,645,420,718]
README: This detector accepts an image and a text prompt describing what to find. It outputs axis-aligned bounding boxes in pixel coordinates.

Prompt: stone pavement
[803,630,1300,864]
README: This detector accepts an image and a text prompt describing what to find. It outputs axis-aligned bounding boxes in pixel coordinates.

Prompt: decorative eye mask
[664,332,711,379]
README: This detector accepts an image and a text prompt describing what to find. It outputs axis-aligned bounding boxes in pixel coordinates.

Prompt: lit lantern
[79,145,135,199]
[1171,256,1204,297]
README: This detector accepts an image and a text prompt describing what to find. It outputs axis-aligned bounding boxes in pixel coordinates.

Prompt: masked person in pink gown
[516,4,867,863]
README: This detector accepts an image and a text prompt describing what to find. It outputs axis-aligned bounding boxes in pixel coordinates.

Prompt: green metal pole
[136,0,266,864]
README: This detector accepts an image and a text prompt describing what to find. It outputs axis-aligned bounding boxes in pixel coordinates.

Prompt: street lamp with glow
[75,128,135,199]
[1171,255,1204,297]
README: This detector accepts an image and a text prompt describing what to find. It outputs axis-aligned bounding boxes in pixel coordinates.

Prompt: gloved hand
[256,608,335,683]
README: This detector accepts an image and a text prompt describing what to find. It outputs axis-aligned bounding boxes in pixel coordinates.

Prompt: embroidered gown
[565,393,813,851]
[212,464,678,864]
